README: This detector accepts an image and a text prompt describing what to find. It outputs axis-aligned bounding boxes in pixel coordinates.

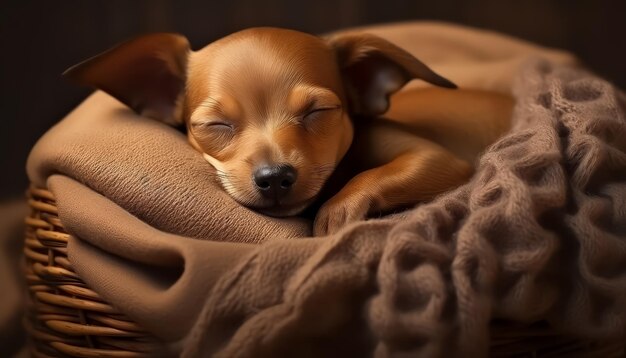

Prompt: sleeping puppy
[64,28,513,235]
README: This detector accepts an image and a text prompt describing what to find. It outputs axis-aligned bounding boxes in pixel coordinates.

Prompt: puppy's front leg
[314,147,472,236]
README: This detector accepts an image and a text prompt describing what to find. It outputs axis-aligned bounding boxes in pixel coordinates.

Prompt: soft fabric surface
[20,22,626,357]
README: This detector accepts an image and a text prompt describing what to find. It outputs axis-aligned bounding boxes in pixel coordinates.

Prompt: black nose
[253,164,297,200]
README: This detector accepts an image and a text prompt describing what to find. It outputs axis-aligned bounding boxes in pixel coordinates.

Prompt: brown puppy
[64,28,513,235]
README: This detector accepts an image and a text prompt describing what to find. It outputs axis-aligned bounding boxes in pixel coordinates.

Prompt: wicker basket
[24,187,162,357]
[23,187,624,357]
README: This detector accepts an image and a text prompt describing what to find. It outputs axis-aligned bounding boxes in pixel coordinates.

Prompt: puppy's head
[64,28,455,216]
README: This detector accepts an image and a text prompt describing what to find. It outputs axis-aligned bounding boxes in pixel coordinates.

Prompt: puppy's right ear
[63,33,190,125]
[327,33,456,117]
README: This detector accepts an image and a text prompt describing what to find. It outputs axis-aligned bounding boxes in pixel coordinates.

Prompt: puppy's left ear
[63,33,190,125]
[327,33,457,117]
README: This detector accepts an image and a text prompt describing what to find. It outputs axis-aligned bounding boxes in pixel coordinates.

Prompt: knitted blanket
[23,22,625,357]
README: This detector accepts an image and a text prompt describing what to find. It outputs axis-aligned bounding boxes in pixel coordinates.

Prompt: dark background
[1,0,625,201]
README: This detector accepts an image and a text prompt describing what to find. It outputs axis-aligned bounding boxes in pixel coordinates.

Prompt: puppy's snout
[253,164,297,200]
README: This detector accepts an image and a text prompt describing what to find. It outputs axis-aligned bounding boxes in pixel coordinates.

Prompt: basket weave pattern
[23,187,160,357]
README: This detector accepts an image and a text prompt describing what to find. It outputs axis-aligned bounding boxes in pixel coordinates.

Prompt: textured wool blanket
[24,22,626,357]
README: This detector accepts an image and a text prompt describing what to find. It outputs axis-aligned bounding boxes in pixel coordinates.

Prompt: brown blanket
[23,22,625,357]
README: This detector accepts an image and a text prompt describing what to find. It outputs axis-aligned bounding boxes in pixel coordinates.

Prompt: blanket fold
[24,22,624,357]
[47,174,260,339]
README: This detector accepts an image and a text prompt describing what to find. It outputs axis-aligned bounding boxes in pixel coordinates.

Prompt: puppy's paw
[313,194,371,236]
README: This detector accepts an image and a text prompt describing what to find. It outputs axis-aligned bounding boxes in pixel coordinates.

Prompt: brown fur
[64,27,513,236]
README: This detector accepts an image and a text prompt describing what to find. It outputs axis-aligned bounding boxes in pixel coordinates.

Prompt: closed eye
[192,120,234,130]
[190,120,236,145]
[303,105,341,120]
[207,122,234,130]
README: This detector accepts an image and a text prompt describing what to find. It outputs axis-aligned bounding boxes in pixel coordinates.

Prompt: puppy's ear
[63,33,190,125]
[327,33,456,116]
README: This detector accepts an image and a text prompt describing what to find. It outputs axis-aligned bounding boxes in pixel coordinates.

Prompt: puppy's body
[385,88,512,163]
[310,87,512,232]
[65,27,513,235]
